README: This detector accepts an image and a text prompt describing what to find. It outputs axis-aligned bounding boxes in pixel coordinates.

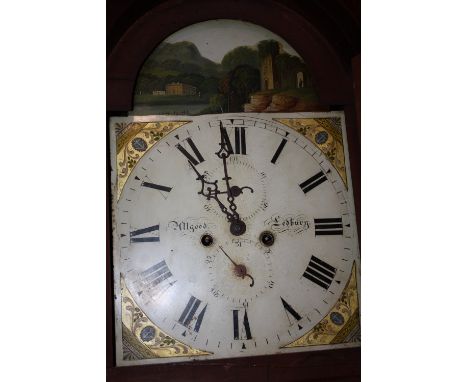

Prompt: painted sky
[164,19,302,63]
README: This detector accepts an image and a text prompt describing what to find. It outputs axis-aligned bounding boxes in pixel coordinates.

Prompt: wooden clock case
[107,1,361,380]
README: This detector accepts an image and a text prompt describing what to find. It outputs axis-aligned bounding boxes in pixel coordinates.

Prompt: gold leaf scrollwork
[120,275,211,359]
[123,296,148,334]
[283,262,360,348]
[114,121,191,200]
[274,118,348,188]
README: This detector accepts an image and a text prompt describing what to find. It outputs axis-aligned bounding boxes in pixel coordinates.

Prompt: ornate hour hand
[218,246,254,287]
[188,161,236,221]
[216,122,233,159]
[230,185,254,197]
[188,162,245,237]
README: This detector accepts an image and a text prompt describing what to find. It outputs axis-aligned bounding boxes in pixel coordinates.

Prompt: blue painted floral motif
[330,311,344,326]
[132,137,148,152]
[140,325,156,342]
[315,131,329,145]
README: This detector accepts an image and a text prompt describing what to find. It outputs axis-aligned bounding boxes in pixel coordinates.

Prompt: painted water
[130,103,211,116]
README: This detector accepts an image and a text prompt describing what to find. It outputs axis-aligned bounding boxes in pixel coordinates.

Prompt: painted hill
[143,41,221,77]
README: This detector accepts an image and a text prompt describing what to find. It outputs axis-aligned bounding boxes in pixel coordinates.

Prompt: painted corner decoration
[275,117,348,188]
[110,19,359,367]
[114,121,190,200]
[283,262,360,348]
[132,20,321,116]
[121,275,212,360]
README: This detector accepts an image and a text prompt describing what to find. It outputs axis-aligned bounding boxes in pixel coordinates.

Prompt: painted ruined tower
[261,54,275,90]
[259,40,280,90]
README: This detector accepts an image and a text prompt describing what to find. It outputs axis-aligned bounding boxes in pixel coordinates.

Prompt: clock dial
[113,113,359,362]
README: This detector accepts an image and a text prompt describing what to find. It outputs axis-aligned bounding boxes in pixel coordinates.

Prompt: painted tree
[219,65,260,112]
[221,46,259,72]
[257,40,280,59]
[274,53,307,88]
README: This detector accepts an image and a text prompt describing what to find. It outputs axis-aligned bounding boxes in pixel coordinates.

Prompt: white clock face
[116,115,356,360]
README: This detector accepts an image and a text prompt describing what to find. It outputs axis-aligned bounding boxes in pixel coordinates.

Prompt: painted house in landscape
[165,82,198,96]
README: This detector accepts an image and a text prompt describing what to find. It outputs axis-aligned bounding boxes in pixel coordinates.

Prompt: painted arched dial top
[131,19,323,116]
[110,112,360,365]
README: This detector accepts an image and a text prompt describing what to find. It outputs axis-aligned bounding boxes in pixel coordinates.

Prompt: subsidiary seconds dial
[206,239,274,303]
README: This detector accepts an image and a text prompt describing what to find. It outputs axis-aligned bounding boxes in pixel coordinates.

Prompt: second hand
[218,246,254,287]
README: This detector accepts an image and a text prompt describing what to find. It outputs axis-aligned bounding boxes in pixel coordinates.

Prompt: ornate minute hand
[215,123,253,220]
[188,123,253,236]
[220,151,239,220]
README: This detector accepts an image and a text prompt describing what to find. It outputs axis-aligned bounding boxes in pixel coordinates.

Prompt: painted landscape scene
[132,20,320,115]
